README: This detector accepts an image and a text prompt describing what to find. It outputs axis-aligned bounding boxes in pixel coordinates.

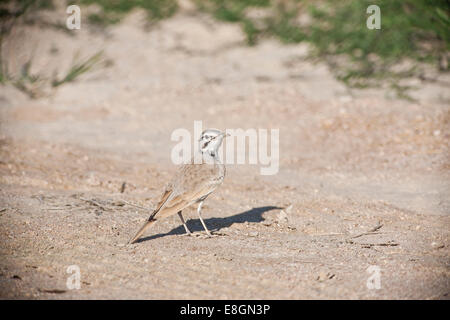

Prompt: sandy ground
[0,6,449,299]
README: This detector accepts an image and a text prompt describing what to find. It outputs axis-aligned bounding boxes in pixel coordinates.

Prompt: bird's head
[198,129,229,157]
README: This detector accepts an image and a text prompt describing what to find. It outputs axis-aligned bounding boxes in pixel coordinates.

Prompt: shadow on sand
[137,206,282,243]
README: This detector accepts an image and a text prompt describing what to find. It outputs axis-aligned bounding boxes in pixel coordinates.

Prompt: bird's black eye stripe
[202,140,210,148]
[203,134,219,141]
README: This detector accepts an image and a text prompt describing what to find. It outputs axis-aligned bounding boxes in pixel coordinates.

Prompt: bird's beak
[223,132,230,138]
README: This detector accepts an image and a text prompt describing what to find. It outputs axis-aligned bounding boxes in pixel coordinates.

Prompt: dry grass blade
[350,222,384,239]
[52,51,104,87]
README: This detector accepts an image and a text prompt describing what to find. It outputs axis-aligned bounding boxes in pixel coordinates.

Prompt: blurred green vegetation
[194,0,306,45]
[305,0,449,92]
[0,0,107,96]
[0,0,449,98]
[0,0,55,84]
[79,0,178,25]
[194,0,449,96]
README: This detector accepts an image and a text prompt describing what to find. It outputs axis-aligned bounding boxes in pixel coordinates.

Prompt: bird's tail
[128,218,157,244]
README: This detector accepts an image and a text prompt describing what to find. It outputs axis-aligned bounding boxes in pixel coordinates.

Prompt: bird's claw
[181,232,215,238]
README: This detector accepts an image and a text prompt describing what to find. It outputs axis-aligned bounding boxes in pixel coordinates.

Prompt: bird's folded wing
[148,188,173,220]
[153,184,216,219]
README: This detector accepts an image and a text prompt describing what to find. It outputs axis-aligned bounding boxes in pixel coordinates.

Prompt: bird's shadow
[137,206,282,243]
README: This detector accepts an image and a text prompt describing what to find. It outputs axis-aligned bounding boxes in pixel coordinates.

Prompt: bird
[129,128,229,244]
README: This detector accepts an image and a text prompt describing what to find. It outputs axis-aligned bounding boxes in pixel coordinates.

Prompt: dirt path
[0,8,449,299]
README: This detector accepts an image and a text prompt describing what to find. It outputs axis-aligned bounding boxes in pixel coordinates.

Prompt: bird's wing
[154,183,217,219]
[148,187,173,220]
[128,187,173,244]
[149,162,222,219]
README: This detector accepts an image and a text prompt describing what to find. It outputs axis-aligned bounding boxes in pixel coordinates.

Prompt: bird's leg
[177,211,191,235]
[197,201,212,236]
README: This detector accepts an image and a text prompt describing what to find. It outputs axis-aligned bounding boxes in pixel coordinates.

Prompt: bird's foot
[181,231,226,238]
[210,231,227,237]
[195,232,211,239]
[180,232,193,237]
[181,232,212,238]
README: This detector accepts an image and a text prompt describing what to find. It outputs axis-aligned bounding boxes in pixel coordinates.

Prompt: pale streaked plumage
[129,129,228,244]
